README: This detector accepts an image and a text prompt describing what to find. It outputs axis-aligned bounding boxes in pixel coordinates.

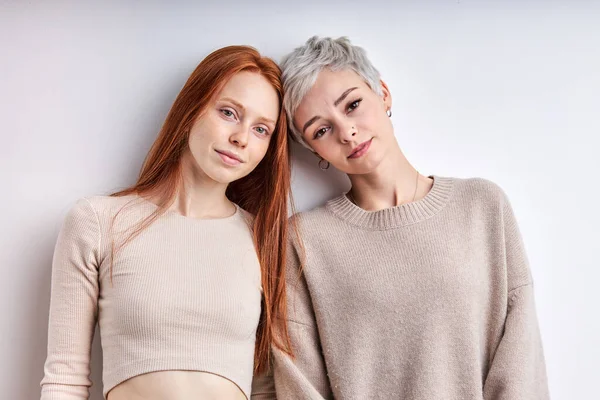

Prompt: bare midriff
[107,370,247,400]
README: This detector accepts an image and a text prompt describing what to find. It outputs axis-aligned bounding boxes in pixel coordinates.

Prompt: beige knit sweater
[272,176,549,399]
[41,195,264,399]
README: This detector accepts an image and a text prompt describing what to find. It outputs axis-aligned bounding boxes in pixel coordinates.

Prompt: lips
[216,150,244,166]
[348,138,372,159]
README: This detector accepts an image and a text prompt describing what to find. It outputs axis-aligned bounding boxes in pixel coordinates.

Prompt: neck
[347,142,433,211]
[170,151,235,219]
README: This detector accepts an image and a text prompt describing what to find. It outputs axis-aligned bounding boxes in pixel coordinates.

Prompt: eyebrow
[220,97,276,126]
[301,87,359,134]
[334,87,358,107]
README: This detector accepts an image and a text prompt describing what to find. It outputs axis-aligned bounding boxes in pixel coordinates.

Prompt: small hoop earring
[386,109,392,117]
[318,159,330,170]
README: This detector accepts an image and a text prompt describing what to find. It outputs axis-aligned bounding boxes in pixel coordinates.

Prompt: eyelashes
[313,126,330,139]
[312,98,363,140]
[219,108,271,136]
[221,108,235,118]
[346,98,362,113]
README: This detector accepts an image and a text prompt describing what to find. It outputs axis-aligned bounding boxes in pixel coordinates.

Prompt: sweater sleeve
[250,369,277,400]
[272,239,332,400]
[40,199,101,400]
[483,191,550,399]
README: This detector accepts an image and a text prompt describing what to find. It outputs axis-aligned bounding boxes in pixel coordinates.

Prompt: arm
[251,368,276,400]
[483,191,550,399]
[272,240,332,400]
[40,199,101,400]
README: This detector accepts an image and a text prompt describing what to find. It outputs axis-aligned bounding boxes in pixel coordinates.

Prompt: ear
[380,79,392,111]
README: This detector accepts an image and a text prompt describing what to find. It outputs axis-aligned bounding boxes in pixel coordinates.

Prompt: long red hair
[111,45,293,373]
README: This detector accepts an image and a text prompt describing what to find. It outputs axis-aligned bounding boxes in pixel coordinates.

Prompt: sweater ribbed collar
[326,175,454,230]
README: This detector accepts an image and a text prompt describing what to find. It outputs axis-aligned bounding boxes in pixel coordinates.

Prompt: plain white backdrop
[1,1,598,399]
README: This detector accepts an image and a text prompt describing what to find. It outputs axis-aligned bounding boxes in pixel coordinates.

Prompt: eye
[346,99,362,113]
[255,126,270,136]
[313,126,330,139]
[221,108,236,119]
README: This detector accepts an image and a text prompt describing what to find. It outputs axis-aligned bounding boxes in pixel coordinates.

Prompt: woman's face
[187,71,279,184]
[293,68,394,175]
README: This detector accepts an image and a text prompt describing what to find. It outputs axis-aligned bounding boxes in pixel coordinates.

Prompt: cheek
[188,130,210,157]
[188,116,228,152]
[194,113,228,140]
[357,114,391,141]
[311,140,344,162]
[359,108,382,128]
[248,137,272,164]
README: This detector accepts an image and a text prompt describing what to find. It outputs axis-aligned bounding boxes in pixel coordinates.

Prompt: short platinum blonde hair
[280,36,382,149]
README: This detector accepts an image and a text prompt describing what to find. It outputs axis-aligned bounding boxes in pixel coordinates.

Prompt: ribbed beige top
[272,176,549,399]
[40,195,263,399]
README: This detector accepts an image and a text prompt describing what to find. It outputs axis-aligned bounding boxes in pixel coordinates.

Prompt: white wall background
[1,1,598,399]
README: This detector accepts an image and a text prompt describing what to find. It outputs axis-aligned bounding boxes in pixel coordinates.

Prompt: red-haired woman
[40,45,292,400]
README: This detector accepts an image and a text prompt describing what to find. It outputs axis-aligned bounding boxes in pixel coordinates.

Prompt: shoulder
[56,197,106,254]
[83,194,142,215]
[289,202,338,234]
[61,197,99,231]
[235,205,255,224]
[66,194,156,239]
[446,176,525,236]
[454,176,506,197]
[450,176,511,211]
[63,194,139,225]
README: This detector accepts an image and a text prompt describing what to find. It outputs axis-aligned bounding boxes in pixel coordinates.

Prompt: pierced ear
[380,79,392,110]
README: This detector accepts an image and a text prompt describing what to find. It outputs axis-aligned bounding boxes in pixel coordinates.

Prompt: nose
[338,119,357,143]
[229,126,249,148]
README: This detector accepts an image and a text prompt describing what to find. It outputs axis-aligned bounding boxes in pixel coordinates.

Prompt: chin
[346,166,377,175]
[345,153,384,175]
[217,167,256,184]
[218,173,245,184]
[200,167,237,185]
